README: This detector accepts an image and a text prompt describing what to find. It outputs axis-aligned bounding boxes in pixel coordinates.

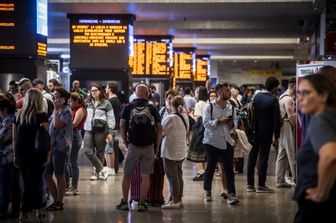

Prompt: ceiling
[48,0,322,61]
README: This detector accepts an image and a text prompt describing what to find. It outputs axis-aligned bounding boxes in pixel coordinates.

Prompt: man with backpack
[116,83,162,212]
[246,77,281,193]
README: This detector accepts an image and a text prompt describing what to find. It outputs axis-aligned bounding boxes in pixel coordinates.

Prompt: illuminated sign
[36,0,48,36]
[173,48,195,80]
[130,35,173,76]
[195,55,210,82]
[37,42,47,56]
[0,0,47,58]
[68,14,135,69]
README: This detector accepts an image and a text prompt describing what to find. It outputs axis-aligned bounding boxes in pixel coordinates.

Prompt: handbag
[92,119,107,132]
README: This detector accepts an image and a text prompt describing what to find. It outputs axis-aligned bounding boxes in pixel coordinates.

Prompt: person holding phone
[202,83,239,205]
[44,88,72,211]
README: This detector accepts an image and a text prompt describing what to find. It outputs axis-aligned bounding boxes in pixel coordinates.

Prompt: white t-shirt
[194,100,207,117]
[161,113,189,161]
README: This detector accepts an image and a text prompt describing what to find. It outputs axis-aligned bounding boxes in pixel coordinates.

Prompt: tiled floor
[3,151,297,223]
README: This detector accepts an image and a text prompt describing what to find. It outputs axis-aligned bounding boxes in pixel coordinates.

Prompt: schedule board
[130,35,173,76]
[0,0,47,58]
[195,55,210,82]
[68,14,135,69]
[173,48,195,80]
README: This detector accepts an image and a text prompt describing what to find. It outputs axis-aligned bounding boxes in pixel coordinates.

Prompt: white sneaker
[108,167,115,176]
[179,201,184,208]
[98,169,108,181]
[90,174,98,181]
[161,201,180,209]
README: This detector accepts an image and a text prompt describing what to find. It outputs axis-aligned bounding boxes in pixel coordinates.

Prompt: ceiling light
[60,54,70,59]
[211,55,294,60]
[174,38,299,45]
[48,38,70,44]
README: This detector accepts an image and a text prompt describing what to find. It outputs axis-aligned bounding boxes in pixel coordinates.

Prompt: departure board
[173,48,196,80]
[130,35,173,76]
[195,55,210,82]
[68,14,135,69]
[0,0,47,58]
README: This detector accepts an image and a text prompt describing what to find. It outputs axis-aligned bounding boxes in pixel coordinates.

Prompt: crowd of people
[0,66,335,222]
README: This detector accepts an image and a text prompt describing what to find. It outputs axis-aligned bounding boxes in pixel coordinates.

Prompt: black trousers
[203,143,236,195]
[247,137,272,187]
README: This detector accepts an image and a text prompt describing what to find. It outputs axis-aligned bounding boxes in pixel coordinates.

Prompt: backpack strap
[175,113,188,132]
[210,103,213,120]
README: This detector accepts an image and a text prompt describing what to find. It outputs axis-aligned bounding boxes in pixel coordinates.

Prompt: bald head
[135,84,149,99]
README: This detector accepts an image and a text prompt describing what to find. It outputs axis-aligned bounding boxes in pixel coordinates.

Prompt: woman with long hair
[294,74,336,223]
[13,88,50,221]
[65,92,87,196]
[161,96,189,209]
[83,84,115,180]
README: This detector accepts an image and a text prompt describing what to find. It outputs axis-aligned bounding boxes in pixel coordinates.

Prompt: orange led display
[195,56,210,82]
[173,48,195,80]
[71,24,127,47]
[130,36,173,76]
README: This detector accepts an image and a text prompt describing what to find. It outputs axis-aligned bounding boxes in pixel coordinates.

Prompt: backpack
[243,100,256,144]
[128,103,156,146]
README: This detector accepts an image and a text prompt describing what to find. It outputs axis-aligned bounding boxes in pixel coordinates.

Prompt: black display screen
[68,14,135,70]
[0,0,46,58]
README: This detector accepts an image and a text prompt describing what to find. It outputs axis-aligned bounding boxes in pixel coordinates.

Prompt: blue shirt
[49,106,73,153]
[202,102,237,150]
[0,114,14,166]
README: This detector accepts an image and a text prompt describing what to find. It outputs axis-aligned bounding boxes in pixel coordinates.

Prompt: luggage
[130,158,165,206]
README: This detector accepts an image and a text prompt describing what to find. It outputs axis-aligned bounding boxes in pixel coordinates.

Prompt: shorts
[44,150,68,176]
[123,143,154,176]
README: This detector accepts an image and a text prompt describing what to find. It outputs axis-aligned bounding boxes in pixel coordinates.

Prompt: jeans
[163,158,184,198]
[203,143,236,195]
[83,131,107,173]
[65,130,82,188]
[0,163,21,214]
[247,136,272,187]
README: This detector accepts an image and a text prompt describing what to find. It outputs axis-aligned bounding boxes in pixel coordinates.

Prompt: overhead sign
[68,14,135,69]
[195,55,210,82]
[0,0,47,58]
[173,48,195,80]
[130,35,173,76]
[250,70,282,77]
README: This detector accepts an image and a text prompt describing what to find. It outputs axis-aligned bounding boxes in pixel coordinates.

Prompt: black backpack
[128,103,156,146]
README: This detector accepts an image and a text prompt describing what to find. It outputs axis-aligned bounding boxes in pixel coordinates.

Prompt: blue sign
[36,0,48,36]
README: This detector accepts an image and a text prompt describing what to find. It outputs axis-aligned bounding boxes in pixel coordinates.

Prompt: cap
[15,78,31,86]
[32,78,45,86]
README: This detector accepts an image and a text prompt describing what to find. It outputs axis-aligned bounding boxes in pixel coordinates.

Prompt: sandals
[46,202,64,211]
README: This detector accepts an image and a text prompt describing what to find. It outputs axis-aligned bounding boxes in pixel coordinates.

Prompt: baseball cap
[15,78,31,85]
[32,78,45,86]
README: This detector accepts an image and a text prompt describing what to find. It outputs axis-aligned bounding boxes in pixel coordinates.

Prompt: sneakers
[98,169,108,181]
[107,167,116,176]
[116,199,129,211]
[90,174,98,181]
[256,186,274,193]
[137,202,148,212]
[179,201,184,208]
[246,185,256,192]
[204,191,212,202]
[65,187,80,196]
[227,194,240,205]
[276,182,292,188]
[193,173,205,181]
[161,201,180,209]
